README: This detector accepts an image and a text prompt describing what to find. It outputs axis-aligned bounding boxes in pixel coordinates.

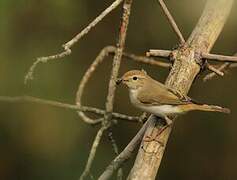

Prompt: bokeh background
[0,0,237,179]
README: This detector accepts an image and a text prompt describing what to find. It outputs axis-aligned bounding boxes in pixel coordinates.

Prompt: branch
[157,0,185,43]
[146,49,171,58]
[202,52,237,63]
[121,52,171,68]
[128,0,233,179]
[24,0,124,84]
[0,95,141,124]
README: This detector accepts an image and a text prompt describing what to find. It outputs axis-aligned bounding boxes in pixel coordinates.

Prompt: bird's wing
[137,81,192,105]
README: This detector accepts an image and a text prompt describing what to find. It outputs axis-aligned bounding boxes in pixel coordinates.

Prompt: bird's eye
[133,76,138,80]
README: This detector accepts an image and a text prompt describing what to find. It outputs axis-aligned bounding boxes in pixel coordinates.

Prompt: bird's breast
[129,89,141,107]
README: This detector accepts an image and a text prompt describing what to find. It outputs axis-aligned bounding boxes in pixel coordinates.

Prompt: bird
[116,70,230,126]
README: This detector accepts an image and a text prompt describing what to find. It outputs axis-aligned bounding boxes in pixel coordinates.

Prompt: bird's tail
[179,104,230,114]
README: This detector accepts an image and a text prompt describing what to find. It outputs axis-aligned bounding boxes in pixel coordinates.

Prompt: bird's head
[116,70,149,90]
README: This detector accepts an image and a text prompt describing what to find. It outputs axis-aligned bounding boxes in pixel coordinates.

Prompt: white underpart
[129,89,182,118]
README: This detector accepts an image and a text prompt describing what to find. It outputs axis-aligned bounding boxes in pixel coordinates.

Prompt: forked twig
[24,0,124,84]
[24,49,71,84]
[204,53,237,81]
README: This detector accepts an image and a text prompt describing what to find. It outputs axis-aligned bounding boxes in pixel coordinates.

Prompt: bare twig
[157,0,185,43]
[0,95,141,124]
[206,63,224,76]
[24,49,72,84]
[204,53,237,81]
[98,116,155,180]
[146,49,172,58]
[204,62,228,81]
[202,52,237,63]
[108,130,123,180]
[122,52,171,68]
[79,127,106,180]
[104,0,133,125]
[24,0,124,84]
[62,0,123,50]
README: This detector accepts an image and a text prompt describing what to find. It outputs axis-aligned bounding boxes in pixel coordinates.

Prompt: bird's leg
[143,116,173,143]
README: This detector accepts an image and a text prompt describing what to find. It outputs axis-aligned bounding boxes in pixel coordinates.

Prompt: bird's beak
[116,78,123,85]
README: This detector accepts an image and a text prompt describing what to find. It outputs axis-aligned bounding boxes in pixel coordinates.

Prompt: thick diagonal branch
[128,0,233,179]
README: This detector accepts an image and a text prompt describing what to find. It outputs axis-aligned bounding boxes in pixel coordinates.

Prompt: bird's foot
[143,117,172,145]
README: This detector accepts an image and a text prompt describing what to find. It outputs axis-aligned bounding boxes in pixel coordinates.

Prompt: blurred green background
[0,0,237,179]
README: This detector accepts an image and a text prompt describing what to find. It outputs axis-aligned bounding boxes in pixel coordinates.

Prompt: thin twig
[24,48,71,84]
[98,116,155,180]
[157,0,185,43]
[104,0,133,126]
[206,63,224,76]
[0,95,141,124]
[146,49,172,58]
[108,129,123,180]
[79,127,106,180]
[204,63,228,81]
[24,0,124,84]
[202,52,237,62]
[122,52,171,68]
[63,0,123,50]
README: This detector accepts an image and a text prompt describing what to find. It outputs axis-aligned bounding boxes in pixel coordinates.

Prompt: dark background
[0,0,237,179]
